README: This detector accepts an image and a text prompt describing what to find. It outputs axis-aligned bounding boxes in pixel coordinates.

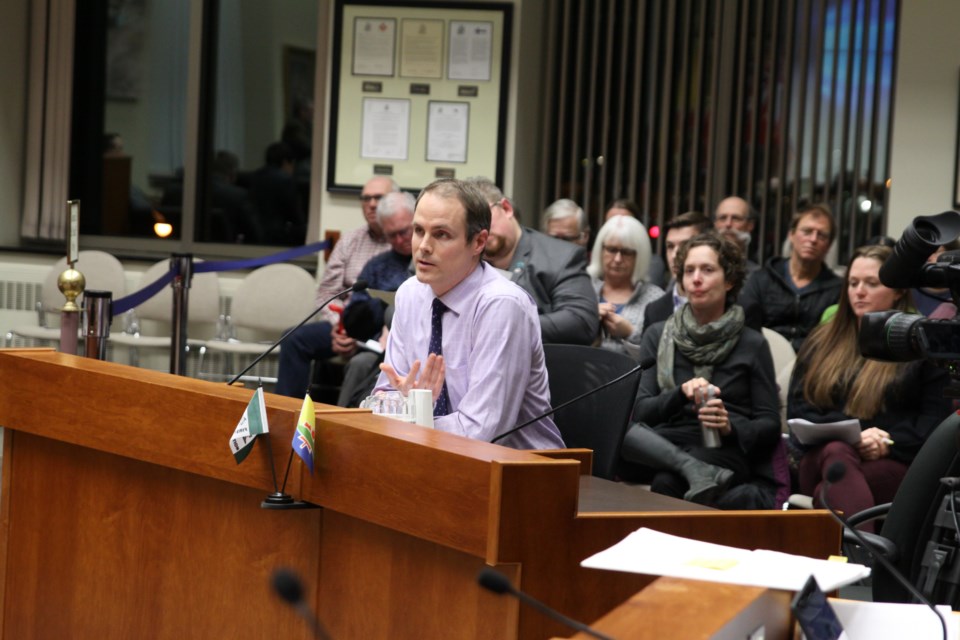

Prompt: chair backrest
[40,250,127,328]
[230,263,316,339]
[762,327,796,432]
[874,411,960,604]
[133,260,221,334]
[542,344,642,480]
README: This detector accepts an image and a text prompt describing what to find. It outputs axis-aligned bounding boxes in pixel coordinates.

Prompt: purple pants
[799,440,907,533]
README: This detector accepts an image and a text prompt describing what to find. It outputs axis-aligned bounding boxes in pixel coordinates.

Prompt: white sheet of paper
[361,98,410,160]
[829,599,957,640]
[581,528,870,592]
[788,418,862,446]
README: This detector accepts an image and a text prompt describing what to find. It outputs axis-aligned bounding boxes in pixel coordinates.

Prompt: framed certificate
[328,1,511,192]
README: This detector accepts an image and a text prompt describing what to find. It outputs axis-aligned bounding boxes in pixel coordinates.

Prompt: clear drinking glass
[359,391,411,420]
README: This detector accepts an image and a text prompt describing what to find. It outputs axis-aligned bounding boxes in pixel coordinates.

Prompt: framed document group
[328,1,511,193]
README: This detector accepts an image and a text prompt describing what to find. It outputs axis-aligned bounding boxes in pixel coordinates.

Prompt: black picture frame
[327,0,511,194]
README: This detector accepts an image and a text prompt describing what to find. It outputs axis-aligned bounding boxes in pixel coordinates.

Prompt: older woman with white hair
[587,215,664,357]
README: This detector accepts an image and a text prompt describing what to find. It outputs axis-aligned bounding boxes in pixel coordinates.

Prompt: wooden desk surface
[578,476,709,514]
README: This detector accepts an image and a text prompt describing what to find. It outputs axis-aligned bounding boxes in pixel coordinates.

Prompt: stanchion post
[58,266,85,355]
[83,291,112,360]
[170,253,193,376]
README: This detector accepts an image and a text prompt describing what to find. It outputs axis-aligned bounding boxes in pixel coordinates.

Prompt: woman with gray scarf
[620,233,781,506]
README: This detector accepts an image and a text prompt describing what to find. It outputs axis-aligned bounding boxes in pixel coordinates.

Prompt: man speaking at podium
[375,179,564,450]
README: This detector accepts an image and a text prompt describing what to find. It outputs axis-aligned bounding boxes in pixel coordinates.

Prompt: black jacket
[739,256,841,351]
[787,355,953,465]
[502,228,599,345]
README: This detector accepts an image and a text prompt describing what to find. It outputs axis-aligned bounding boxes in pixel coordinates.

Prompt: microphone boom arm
[226,281,367,387]
[491,363,643,444]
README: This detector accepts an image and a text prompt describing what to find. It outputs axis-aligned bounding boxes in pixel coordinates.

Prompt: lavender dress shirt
[375,262,564,450]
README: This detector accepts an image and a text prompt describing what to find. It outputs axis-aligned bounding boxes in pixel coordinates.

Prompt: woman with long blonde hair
[788,244,952,526]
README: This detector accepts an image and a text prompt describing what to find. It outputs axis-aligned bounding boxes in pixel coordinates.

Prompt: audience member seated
[587,215,663,358]
[248,142,306,246]
[333,192,416,406]
[643,211,712,327]
[713,196,760,275]
[466,177,599,345]
[620,232,780,506]
[604,198,667,287]
[787,244,952,531]
[739,203,841,351]
[542,198,590,248]
[274,176,395,397]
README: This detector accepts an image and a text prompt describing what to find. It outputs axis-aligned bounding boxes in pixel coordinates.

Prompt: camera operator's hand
[857,427,892,461]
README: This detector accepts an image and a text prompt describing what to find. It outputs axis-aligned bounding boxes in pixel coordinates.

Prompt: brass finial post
[58,200,83,354]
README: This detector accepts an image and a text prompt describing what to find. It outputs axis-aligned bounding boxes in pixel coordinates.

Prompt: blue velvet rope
[109,239,330,318]
[111,266,178,316]
[192,240,330,274]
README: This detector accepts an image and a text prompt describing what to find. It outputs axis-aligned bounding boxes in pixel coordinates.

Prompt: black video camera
[859,212,960,380]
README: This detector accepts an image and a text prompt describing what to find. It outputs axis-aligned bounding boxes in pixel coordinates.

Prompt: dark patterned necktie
[429,297,450,416]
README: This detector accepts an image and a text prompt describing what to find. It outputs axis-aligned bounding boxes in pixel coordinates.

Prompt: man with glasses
[274,176,398,397]
[466,177,598,345]
[738,203,841,351]
[542,198,590,248]
[713,196,760,276]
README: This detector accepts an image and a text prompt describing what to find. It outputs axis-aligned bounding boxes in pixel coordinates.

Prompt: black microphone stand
[491,363,642,444]
[226,281,366,510]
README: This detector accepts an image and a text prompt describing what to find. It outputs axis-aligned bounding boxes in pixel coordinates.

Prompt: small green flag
[229,387,269,464]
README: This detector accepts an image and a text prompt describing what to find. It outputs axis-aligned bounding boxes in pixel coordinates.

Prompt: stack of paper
[581,528,870,591]
[787,418,861,446]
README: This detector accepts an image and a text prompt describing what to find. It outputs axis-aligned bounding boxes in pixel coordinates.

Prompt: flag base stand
[260,492,320,510]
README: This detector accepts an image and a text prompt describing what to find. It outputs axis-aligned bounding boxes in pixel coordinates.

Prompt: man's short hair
[664,210,711,235]
[366,176,402,193]
[605,199,642,218]
[713,196,758,222]
[542,198,588,232]
[417,179,491,241]
[376,191,416,226]
[790,203,836,241]
[462,176,505,206]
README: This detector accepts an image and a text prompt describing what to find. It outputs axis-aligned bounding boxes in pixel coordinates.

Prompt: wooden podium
[0,350,838,639]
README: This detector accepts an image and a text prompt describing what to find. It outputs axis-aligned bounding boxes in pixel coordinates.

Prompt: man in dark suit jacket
[466,177,599,345]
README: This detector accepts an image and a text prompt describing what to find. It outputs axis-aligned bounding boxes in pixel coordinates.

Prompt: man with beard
[465,177,598,345]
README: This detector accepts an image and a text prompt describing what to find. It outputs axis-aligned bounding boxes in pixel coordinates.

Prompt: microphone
[491,363,642,444]
[271,568,333,640]
[227,280,368,386]
[821,462,947,640]
[476,568,616,640]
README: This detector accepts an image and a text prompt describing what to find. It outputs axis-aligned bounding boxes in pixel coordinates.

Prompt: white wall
[887,1,960,236]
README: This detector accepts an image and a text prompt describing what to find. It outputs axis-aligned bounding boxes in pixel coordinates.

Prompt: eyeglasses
[602,245,637,258]
[716,213,748,224]
[795,227,831,242]
[385,226,413,240]
[552,233,584,243]
[360,194,384,203]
